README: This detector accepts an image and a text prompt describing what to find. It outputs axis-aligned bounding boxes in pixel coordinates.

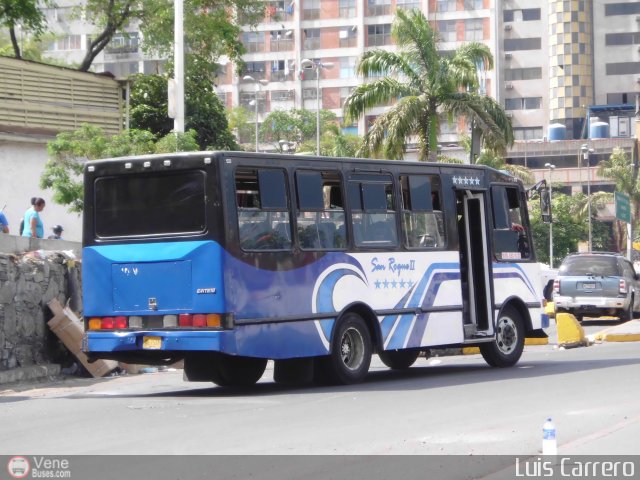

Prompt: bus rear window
[94,171,206,238]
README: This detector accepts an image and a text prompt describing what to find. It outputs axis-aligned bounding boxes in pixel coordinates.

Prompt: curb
[0,364,61,387]
[590,319,640,343]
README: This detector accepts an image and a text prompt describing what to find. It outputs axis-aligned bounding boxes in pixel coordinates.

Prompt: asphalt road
[1,321,639,458]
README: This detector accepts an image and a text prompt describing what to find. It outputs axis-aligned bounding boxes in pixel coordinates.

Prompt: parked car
[553,252,640,322]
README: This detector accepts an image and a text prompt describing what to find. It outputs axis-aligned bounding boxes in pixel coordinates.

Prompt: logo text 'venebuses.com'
[7,457,72,479]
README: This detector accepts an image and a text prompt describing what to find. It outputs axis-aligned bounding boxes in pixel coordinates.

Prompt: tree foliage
[259,108,337,153]
[343,9,513,161]
[0,0,50,59]
[529,191,612,266]
[595,147,640,250]
[40,124,199,213]
[129,62,239,150]
[76,0,264,72]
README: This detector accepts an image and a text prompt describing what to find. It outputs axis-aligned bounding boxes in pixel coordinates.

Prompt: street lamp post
[301,59,334,155]
[545,163,556,267]
[243,75,268,152]
[582,144,595,251]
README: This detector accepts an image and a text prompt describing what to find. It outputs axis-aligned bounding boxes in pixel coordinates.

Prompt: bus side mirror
[540,187,552,223]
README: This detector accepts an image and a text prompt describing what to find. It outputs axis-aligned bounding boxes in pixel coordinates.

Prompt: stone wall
[0,252,82,371]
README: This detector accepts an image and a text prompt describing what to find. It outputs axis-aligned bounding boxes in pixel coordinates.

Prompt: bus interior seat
[317,221,337,248]
[273,221,291,242]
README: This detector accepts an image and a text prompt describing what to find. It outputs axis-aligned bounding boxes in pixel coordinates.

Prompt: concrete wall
[0,252,82,372]
[0,134,83,242]
[0,237,82,371]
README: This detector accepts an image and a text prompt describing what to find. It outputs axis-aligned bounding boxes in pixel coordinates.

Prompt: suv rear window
[559,256,620,276]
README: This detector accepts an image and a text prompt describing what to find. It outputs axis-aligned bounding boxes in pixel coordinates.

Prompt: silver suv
[553,252,640,322]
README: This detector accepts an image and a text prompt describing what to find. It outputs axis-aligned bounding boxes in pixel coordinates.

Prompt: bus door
[458,190,493,336]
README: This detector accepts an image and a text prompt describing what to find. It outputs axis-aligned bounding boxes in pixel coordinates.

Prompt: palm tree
[343,9,513,161]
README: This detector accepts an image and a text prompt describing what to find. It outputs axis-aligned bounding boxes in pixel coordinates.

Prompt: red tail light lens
[553,279,560,293]
[193,314,206,327]
[179,314,193,327]
[101,317,114,329]
[114,316,128,329]
[619,279,627,294]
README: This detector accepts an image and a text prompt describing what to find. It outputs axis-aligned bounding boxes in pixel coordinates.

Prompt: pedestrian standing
[0,206,8,233]
[22,197,46,238]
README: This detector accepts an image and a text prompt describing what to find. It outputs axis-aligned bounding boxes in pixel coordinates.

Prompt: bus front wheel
[480,305,525,368]
[318,312,372,385]
[378,349,420,369]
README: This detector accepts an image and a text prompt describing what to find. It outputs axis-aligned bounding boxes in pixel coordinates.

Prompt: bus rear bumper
[84,330,236,354]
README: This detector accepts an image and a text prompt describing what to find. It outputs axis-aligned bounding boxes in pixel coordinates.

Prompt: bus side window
[400,175,445,249]
[295,170,346,250]
[236,168,292,250]
[350,177,398,248]
[491,186,531,260]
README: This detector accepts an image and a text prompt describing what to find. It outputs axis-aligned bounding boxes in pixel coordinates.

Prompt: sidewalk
[589,319,640,343]
[0,364,61,386]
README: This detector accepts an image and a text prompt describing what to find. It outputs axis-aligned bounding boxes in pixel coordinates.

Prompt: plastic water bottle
[542,418,557,455]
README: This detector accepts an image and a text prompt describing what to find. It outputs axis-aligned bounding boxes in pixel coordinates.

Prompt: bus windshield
[94,170,207,238]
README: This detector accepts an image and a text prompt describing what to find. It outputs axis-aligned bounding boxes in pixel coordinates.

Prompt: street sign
[615,191,631,223]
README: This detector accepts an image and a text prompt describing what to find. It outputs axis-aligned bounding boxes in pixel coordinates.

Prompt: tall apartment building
[39,1,638,158]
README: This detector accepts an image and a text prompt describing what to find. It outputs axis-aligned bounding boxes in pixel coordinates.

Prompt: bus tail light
[101,317,114,329]
[193,314,207,327]
[179,314,193,327]
[114,316,128,329]
[88,318,102,330]
[206,314,221,327]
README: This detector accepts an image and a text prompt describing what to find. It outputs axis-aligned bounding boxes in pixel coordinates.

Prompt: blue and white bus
[82,152,546,386]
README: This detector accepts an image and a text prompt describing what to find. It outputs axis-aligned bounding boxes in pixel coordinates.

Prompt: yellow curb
[602,333,640,342]
[591,320,640,342]
[462,347,480,355]
[525,337,548,345]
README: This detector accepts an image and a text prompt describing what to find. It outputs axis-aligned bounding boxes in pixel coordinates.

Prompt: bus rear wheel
[480,305,525,368]
[317,312,372,385]
[378,349,420,369]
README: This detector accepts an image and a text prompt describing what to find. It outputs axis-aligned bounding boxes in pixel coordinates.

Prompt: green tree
[343,9,512,161]
[0,0,50,59]
[154,129,200,153]
[596,147,640,251]
[129,64,239,150]
[529,193,586,266]
[76,0,263,72]
[40,124,202,212]
[259,108,337,153]
[226,106,253,150]
[321,124,362,158]
[529,191,611,265]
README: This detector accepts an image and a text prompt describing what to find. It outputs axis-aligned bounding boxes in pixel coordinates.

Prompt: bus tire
[318,312,372,385]
[214,355,268,387]
[480,305,525,368]
[274,358,314,385]
[378,349,420,369]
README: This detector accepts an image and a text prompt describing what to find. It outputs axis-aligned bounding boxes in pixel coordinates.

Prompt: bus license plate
[142,336,162,349]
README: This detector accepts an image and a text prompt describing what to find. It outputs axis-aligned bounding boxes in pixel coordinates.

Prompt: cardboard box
[47,299,118,378]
